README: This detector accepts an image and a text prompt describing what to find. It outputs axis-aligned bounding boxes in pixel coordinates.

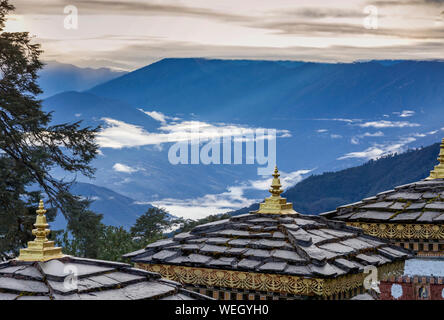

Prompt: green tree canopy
[0,0,100,259]
[58,207,182,262]
[131,207,182,242]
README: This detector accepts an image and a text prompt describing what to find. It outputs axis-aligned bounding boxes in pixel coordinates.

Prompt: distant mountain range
[38,61,127,98]
[229,142,441,216]
[40,58,444,221]
[89,59,444,124]
[52,182,153,230]
[71,182,154,226]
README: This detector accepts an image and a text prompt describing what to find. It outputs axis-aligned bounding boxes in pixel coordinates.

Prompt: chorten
[426,138,444,180]
[0,200,210,300]
[17,200,64,262]
[323,138,444,256]
[255,166,297,214]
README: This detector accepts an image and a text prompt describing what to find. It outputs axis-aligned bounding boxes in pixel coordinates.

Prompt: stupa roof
[125,167,411,280]
[322,179,444,224]
[0,256,208,300]
[0,200,209,300]
[322,140,444,224]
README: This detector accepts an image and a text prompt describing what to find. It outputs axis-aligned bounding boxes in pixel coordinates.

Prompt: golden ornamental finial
[269,166,284,198]
[254,166,297,215]
[17,200,64,262]
[426,138,444,180]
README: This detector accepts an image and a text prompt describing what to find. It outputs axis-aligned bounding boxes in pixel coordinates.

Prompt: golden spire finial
[254,166,297,215]
[269,166,284,198]
[426,138,444,180]
[17,200,64,262]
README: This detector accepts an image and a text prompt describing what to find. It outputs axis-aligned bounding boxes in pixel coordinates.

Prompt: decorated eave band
[137,262,405,297]
[347,222,444,240]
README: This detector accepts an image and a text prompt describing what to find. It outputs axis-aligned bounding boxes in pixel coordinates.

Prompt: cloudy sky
[6,0,444,70]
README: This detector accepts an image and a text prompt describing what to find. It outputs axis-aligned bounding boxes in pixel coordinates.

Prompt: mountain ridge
[87,58,444,122]
[38,61,127,98]
[52,182,154,230]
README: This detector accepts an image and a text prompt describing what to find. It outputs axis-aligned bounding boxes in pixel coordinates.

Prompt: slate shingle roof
[0,256,210,300]
[124,213,412,279]
[322,179,444,223]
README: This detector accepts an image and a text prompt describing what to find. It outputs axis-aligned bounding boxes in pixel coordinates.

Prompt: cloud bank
[9,0,444,69]
[97,110,291,149]
[112,163,139,173]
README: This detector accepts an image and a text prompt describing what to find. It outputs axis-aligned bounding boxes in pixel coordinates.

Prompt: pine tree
[0,1,100,259]
[131,207,182,243]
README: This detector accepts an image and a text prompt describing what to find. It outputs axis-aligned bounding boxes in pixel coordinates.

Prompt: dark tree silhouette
[0,1,100,259]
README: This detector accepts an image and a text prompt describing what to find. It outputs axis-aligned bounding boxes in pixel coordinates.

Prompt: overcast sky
[5,0,444,70]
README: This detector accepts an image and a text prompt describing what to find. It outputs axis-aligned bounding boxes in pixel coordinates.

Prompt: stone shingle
[152,250,180,262]
[0,277,48,294]
[307,229,337,240]
[200,245,228,254]
[390,211,423,221]
[39,260,115,280]
[386,192,423,201]
[214,229,250,237]
[417,211,442,222]
[173,232,194,241]
[258,262,287,272]
[319,243,356,254]
[251,239,288,249]
[362,202,394,209]
[208,257,237,267]
[244,249,271,258]
[193,219,230,233]
[404,202,426,210]
[188,254,212,264]
[355,254,381,265]
[226,247,247,255]
[333,258,361,272]
[182,243,203,251]
[319,228,355,238]
[272,231,286,239]
[168,256,190,264]
[206,237,230,245]
[425,202,444,210]
[237,259,262,270]
[146,239,175,248]
[349,211,395,221]
[389,202,407,211]
[309,263,338,277]
[287,229,312,246]
[339,238,374,250]
[432,213,444,221]
[228,239,251,247]
[271,249,304,263]
[422,192,439,199]
[300,245,333,261]
[284,265,312,276]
